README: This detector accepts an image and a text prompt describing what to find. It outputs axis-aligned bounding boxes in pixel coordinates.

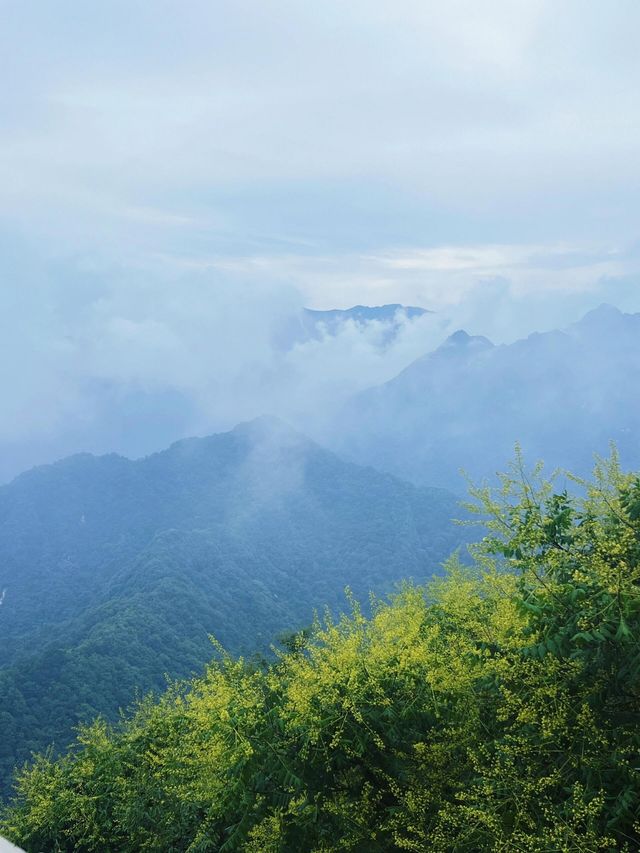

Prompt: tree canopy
[3,455,640,851]
[0,421,465,799]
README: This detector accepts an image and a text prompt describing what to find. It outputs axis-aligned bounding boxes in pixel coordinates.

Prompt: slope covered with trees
[3,456,639,851]
[0,417,465,798]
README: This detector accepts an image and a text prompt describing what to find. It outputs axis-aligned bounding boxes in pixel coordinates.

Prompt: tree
[3,454,640,851]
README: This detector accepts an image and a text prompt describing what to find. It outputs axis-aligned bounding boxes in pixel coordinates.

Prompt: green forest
[3,454,640,851]
[0,423,467,799]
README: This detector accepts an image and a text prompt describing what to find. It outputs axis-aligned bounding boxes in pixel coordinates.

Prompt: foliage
[3,455,640,850]
[0,421,466,797]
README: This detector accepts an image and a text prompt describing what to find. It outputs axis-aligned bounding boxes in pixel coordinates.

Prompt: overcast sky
[1,1,640,476]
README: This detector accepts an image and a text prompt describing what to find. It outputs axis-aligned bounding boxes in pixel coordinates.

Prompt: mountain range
[331,304,640,488]
[3,302,640,799]
[303,303,429,333]
[275,303,431,350]
[0,417,466,797]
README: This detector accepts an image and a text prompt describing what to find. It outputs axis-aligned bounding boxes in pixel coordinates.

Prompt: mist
[2,233,640,484]
[0,242,444,481]
[2,0,640,480]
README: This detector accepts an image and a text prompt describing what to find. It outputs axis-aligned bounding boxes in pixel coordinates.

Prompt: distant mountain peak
[230,414,307,443]
[586,302,621,317]
[304,304,430,321]
[446,329,471,345]
[570,303,637,339]
[277,304,432,352]
[232,414,288,433]
[162,416,312,462]
[438,329,494,352]
[577,303,623,326]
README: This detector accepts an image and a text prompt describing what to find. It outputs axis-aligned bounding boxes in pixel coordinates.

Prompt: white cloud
[0,1,639,476]
[189,241,637,319]
[1,0,640,255]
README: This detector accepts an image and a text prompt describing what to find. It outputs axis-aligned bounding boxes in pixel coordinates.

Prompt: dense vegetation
[3,455,639,851]
[0,418,465,798]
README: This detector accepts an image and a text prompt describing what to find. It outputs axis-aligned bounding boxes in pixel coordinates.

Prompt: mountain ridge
[330,305,640,488]
[0,417,467,797]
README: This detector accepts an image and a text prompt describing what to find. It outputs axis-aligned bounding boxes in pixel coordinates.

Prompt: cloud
[2,0,640,256]
[0,242,449,481]
[0,1,639,477]
[192,241,640,336]
[0,230,638,483]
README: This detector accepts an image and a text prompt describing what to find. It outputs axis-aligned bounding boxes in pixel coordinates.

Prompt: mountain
[304,304,430,329]
[0,417,466,797]
[275,304,432,350]
[6,459,640,851]
[332,304,640,488]
[0,304,434,487]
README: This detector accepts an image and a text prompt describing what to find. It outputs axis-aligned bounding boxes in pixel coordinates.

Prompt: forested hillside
[0,417,466,798]
[334,304,640,488]
[3,456,639,851]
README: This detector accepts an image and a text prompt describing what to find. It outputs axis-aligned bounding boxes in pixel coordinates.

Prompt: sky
[1,0,640,478]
